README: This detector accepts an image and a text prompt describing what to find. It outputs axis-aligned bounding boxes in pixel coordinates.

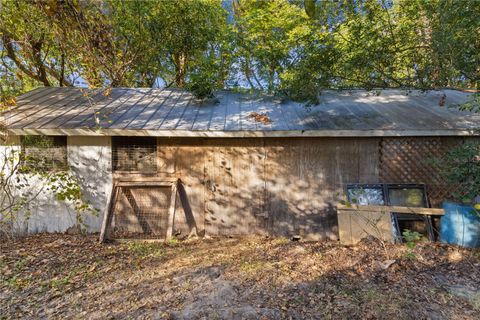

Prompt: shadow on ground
[1,234,479,319]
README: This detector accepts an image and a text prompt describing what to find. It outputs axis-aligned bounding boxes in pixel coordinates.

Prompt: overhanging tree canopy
[0,0,478,105]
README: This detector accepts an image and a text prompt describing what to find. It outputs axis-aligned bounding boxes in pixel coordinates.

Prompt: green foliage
[127,242,166,259]
[232,0,325,96]
[1,0,478,104]
[166,236,179,246]
[21,136,56,148]
[144,0,229,91]
[46,172,99,228]
[185,50,225,99]
[402,229,422,260]
[456,93,480,114]
[402,230,422,249]
[435,142,480,204]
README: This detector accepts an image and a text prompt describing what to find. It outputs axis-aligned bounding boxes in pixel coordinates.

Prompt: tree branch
[2,33,51,86]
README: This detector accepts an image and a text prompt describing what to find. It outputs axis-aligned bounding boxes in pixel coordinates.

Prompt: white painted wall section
[0,136,112,234]
[67,136,112,232]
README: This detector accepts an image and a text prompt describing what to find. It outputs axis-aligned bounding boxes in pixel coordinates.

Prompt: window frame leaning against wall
[111,136,158,173]
[345,183,435,242]
[20,135,68,172]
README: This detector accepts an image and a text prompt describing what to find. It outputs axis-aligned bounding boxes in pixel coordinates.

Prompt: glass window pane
[388,188,425,207]
[347,187,385,205]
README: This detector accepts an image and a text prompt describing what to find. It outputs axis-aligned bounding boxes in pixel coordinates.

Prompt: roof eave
[7,128,480,138]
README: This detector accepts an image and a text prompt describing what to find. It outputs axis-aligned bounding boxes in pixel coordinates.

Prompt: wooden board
[157,138,206,237]
[337,204,445,215]
[99,183,117,243]
[337,204,445,245]
[337,209,394,245]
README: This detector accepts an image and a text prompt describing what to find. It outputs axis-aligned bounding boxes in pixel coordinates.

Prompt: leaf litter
[1,234,479,319]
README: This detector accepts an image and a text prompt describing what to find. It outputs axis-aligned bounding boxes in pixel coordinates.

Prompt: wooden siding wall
[112,136,475,240]
[157,139,206,237]
[265,138,379,240]
[146,137,381,241]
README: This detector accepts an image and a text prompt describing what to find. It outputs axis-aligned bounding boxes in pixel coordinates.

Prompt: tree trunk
[173,52,187,87]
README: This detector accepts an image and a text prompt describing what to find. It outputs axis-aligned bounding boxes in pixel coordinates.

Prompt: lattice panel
[379,137,464,208]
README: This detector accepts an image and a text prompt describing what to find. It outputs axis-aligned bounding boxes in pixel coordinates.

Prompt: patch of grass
[359,288,382,301]
[0,257,34,290]
[271,237,290,245]
[403,251,417,261]
[48,275,71,290]
[41,264,95,291]
[127,242,166,259]
[2,275,32,290]
[105,246,120,255]
[166,236,179,246]
[13,257,29,272]
[239,260,272,274]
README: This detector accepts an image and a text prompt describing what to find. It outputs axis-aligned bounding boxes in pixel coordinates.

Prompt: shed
[1,87,479,240]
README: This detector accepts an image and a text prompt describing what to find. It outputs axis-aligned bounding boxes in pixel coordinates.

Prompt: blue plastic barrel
[441,201,480,248]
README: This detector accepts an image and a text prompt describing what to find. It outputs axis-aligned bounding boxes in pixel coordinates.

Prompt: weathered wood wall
[264,138,380,240]
[154,138,206,237]
[150,137,381,240]
[112,136,472,241]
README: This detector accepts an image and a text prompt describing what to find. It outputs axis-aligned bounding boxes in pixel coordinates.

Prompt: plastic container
[441,201,480,248]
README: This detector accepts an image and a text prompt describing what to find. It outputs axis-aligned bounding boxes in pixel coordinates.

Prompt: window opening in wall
[20,135,68,171]
[112,136,157,172]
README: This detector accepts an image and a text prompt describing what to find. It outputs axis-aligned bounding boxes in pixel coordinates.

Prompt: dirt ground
[1,234,479,320]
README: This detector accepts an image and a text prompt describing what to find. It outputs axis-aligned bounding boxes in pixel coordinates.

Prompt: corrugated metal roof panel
[3,87,479,137]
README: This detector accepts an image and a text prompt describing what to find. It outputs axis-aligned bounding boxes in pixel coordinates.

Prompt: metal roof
[2,87,479,137]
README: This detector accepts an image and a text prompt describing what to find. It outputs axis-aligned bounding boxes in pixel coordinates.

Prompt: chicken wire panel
[21,136,68,171]
[112,137,157,172]
[379,137,463,208]
[109,186,172,239]
[23,147,68,171]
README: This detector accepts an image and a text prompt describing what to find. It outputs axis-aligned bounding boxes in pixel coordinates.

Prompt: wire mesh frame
[20,136,68,171]
[99,180,178,242]
[111,137,158,172]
